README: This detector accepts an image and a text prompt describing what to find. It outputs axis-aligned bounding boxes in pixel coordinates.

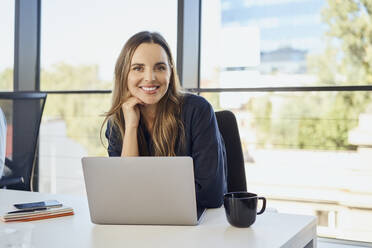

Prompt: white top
[0,108,6,178]
[0,189,317,248]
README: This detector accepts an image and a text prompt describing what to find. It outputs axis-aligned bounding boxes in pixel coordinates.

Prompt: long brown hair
[101,31,185,156]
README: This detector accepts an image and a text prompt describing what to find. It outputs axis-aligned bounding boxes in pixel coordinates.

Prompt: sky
[40,0,177,81]
[221,0,327,52]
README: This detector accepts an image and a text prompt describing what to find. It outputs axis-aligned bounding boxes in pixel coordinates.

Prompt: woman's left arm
[191,100,227,208]
[105,121,122,157]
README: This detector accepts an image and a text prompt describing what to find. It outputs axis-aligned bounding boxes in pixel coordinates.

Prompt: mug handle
[257,197,266,215]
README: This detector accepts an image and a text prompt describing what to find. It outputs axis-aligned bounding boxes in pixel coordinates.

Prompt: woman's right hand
[121,97,144,130]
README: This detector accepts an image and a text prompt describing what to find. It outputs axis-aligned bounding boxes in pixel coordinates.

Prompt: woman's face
[127,42,171,105]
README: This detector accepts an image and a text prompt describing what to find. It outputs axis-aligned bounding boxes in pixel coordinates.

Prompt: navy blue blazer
[105,93,227,208]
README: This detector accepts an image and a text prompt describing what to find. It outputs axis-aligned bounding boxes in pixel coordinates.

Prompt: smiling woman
[102,31,227,208]
[104,31,183,157]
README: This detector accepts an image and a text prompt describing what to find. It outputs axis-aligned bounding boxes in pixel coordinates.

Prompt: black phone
[13,200,62,210]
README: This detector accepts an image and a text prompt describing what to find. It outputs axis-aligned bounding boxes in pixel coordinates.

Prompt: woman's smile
[139,85,161,94]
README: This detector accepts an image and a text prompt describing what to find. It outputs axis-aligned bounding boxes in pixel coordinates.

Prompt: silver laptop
[82,156,206,225]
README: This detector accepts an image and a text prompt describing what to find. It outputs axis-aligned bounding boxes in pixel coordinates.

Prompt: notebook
[1,207,74,222]
[81,156,206,225]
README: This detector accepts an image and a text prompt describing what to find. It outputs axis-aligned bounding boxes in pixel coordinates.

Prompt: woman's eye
[156,66,166,71]
[133,67,143,71]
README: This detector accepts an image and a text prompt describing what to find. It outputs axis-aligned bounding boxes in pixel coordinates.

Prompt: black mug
[224,192,266,228]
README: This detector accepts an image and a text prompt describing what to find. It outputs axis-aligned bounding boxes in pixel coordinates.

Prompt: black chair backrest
[215,110,247,192]
[0,92,47,191]
[0,107,6,179]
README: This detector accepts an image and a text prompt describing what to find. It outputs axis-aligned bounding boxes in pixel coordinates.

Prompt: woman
[102,31,226,208]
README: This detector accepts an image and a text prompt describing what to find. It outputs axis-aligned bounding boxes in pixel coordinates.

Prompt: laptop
[81,156,206,225]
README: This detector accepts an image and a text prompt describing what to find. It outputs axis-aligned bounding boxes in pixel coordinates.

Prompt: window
[200,0,372,243]
[40,0,177,90]
[0,1,14,91]
[39,93,111,195]
[201,0,371,88]
[39,0,178,195]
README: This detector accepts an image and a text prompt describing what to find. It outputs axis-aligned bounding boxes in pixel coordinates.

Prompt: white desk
[0,189,317,248]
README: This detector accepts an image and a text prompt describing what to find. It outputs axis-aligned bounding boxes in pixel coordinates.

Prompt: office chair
[0,92,47,191]
[0,107,6,181]
[215,110,247,192]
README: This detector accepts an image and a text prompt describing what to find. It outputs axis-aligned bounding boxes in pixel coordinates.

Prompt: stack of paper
[1,207,74,222]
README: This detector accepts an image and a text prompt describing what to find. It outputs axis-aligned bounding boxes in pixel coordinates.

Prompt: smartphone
[13,200,62,210]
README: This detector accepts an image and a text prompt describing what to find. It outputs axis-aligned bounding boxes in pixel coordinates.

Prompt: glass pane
[39,93,111,195]
[40,0,177,91]
[201,0,372,88]
[202,91,372,242]
[0,1,14,91]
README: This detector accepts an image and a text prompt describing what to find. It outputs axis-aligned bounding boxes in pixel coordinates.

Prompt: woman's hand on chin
[122,96,144,130]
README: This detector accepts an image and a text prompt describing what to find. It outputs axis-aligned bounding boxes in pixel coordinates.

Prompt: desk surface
[0,189,317,248]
